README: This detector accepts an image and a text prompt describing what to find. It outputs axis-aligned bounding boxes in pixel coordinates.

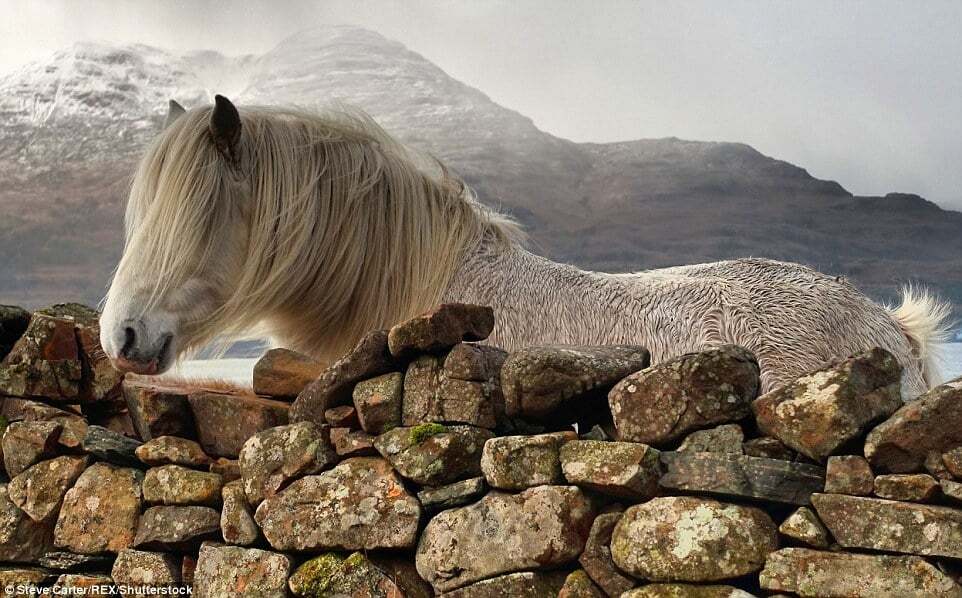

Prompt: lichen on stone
[289,552,344,597]
[409,423,447,444]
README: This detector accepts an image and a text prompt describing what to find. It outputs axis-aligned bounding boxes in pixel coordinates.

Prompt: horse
[100,95,952,399]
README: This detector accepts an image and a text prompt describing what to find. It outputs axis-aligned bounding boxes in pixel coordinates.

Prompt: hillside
[1,25,960,315]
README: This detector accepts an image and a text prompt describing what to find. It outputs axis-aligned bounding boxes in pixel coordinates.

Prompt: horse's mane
[123,104,524,361]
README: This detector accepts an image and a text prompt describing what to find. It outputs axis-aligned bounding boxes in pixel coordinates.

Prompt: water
[171,344,962,389]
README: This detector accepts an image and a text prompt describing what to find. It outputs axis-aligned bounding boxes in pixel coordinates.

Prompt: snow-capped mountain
[1,26,961,315]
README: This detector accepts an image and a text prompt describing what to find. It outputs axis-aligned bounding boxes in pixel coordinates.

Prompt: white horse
[101,96,952,398]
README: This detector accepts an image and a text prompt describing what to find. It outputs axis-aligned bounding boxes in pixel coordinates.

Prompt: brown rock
[353,372,403,434]
[875,473,939,502]
[0,314,82,400]
[54,463,143,554]
[194,543,292,598]
[330,427,377,457]
[942,478,962,504]
[759,547,962,598]
[824,455,875,495]
[813,492,962,558]
[560,439,662,499]
[623,585,756,598]
[0,482,57,562]
[181,554,196,587]
[221,480,259,546]
[253,348,324,398]
[444,342,508,381]
[778,507,830,548]
[143,464,224,506]
[324,405,359,428]
[122,380,194,440]
[0,566,54,590]
[480,431,576,490]
[374,424,493,486]
[943,446,962,478]
[1,398,87,449]
[742,436,797,461]
[440,571,568,598]
[387,303,494,358]
[238,421,337,505]
[864,378,962,473]
[254,457,421,551]
[2,420,62,477]
[609,345,759,445]
[8,455,90,521]
[53,573,115,591]
[188,391,289,458]
[611,496,778,582]
[659,451,825,505]
[209,457,241,482]
[415,485,594,592]
[417,477,487,513]
[111,548,181,587]
[290,329,397,424]
[558,570,606,598]
[135,435,210,467]
[501,344,650,419]
[678,424,744,454]
[926,451,954,479]
[402,352,505,429]
[578,511,636,597]
[38,551,113,571]
[133,506,220,551]
[753,348,902,461]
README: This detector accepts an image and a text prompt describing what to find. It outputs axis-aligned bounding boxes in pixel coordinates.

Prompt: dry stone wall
[1,301,962,597]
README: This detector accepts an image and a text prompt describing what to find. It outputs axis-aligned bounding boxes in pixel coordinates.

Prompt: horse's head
[101,96,251,374]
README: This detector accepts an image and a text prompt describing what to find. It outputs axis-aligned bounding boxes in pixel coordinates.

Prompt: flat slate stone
[824,455,875,495]
[82,425,142,468]
[659,450,825,505]
[417,477,487,513]
[387,303,494,358]
[38,551,113,572]
[132,506,221,551]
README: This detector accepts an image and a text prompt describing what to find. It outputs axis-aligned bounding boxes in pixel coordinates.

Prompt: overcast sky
[3,0,961,209]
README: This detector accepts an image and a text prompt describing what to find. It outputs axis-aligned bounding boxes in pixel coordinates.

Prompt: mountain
[2,25,961,318]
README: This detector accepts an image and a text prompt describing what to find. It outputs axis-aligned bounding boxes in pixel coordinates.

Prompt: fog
[3,0,961,209]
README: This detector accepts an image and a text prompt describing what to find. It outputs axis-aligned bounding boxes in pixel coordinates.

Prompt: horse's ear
[164,99,186,128]
[209,94,242,162]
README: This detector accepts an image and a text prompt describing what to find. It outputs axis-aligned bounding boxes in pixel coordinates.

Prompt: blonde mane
[124,105,523,362]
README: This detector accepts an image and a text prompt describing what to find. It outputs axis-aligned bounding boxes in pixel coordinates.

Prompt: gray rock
[480,431,576,490]
[402,351,505,429]
[417,477,487,513]
[143,464,224,506]
[133,506,221,551]
[560,439,662,499]
[82,425,142,468]
[220,480,259,546]
[374,424,493,486]
[54,463,143,554]
[238,421,337,506]
[8,455,90,521]
[441,571,569,597]
[111,549,181,587]
[0,482,56,563]
[38,551,113,572]
[678,424,744,454]
[778,507,830,548]
[942,479,962,504]
[387,303,494,358]
[824,455,875,495]
[415,485,594,592]
[501,345,650,419]
[353,372,404,434]
[193,543,292,598]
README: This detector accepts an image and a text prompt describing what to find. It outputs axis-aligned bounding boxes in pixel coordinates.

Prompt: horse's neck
[442,243,667,352]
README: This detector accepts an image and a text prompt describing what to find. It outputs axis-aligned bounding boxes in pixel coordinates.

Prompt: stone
[0,314,82,400]
[239,421,336,506]
[501,344,650,419]
[288,552,404,598]
[759,547,962,598]
[864,378,962,473]
[943,446,962,478]
[824,455,875,495]
[0,304,30,361]
[480,431,576,490]
[82,425,142,468]
[122,380,195,440]
[558,569,606,598]
[255,457,421,551]
[623,586,756,598]
[1,398,87,449]
[778,507,830,548]
[609,345,759,445]
[387,303,494,358]
[253,348,324,398]
[560,439,662,499]
[133,506,220,551]
[374,424,493,486]
[417,476,487,513]
[402,352,506,429]
[440,571,568,598]
[365,556,434,598]
[444,342,508,381]
[0,482,56,562]
[579,511,635,597]
[2,420,62,477]
[926,451,953,479]
[111,549,181,587]
[813,492,962,558]
[135,435,210,467]
[209,457,240,482]
[8,455,90,521]
[188,391,289,458]
[875,473,939,502]
[353,372,403,434]
[53,573,115,591]
[54,463,143,554]
[753,348,902,461]
[324,405,359,428]
[220,480,259,546]
[611,496,778,582]
[330,427,377,457]
[38,551,113,571]
[143,464,224,506]
[659,451,825,505]
[0,567,55,591]
[291,329,397,424]
[942,479,962,503]
[415,485,594,592]
[193,543,292,598]
[743,436,796,460]
[678,424,744,453]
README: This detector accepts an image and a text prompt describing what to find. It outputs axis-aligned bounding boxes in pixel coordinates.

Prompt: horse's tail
[887,286,954,390]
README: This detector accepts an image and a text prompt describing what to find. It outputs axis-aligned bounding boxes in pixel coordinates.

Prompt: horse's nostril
[121,326,136,357]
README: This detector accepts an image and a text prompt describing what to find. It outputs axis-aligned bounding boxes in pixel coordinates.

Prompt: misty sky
[3,0,961,209]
